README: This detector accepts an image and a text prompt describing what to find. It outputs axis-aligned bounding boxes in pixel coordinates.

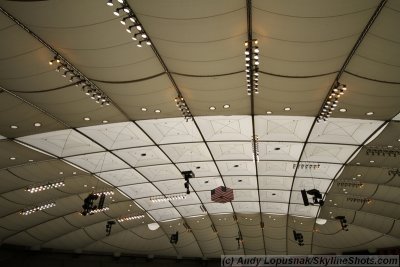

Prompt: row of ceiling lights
[49,56,111,106]
[317,82,347,122]
[107,0,151,47]
[245,39,259,95]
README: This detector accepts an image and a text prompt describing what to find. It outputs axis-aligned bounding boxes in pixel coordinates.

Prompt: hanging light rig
[49,54,111,106]
[107,0,151,47]
[252,135,260,163]
[245,39,259,95]
[175,96,193,122]
[317,82,347,122]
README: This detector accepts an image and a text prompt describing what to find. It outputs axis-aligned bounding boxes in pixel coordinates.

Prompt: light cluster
[117,214,145,222]
[91,207,110,214]
[346,197,372,204]
[175,96,193,122]
[317,83,347,122]
[20,202,56,215]
[49,55,111,106]
[26,181,65,193]
[245,39,259,95]
[293,163,320,170]
[150,194,187,203]
[252,135,259,163]
[107,0,151,47]
[337,181,363,188]
[94,190,114,196]
[366,146,400,157]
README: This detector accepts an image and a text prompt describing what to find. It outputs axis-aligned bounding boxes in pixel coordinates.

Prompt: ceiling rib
[247,0,266,255]
[285,0,388,254]
[125,1,247,254]
[316,0,388,120]
[0,6,131,120]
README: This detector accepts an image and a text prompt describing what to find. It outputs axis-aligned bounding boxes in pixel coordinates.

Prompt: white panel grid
[170,192,201,206]
[223,176,258,189]
[207,141,253,160]
[216,161,256,176]
[309,118,383,145]
[259,190,290,203]
[160,142,212,162]
[148,208,181,221]
[189,177,224,191]
[296,162,341,179]
[153,179,187,195]
[196,116,253,141]
[292,178,332,193]
[301,143,358,164]
[114,146,171,167]
[258,142,303,161]
[78,122,153,150]
[135,197,172,211]
[232,202,260,213]
[255,116,314,142]
[136,164,182,181]
[289,203,319,218]
[261,202,288,214]
[176,161,219,177]
[204,203,233,214]
[119,183,160,199]
[137,118,202,144]
[65,152,128,173]
[97,169,147,186]
[177,205,206,217]
[257,161,295,176]
[17,129,104,157]
[258,176,293,190]
[232,190,259,202]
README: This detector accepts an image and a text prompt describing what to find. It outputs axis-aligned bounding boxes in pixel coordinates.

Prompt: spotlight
[293,230,304,246]
[106,220,116,236]
[113,7,123,16]
[170,231,179,244]
[106,0,113,6]
[301,189,324,206]
[335,216,349,231]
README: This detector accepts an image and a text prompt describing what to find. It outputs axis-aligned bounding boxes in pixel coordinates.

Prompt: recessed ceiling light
[366,111,374,116]
[10,157,16,160]
[388,145,393,148]
[357,174,361,177]
[356,162,360,165]
[155,109,161,113]
[83,184,87,187]
[266,111,272,115]
[102,120,108,124]
[73,172,77,175]
[28,159,34,162]
[83,117,90,121]
[223,104,230,109]
[370,160,374,163]
[141,107,147,112]
[339,108,347,112]
[10,125,18,129]
[284,107,291,111]
[59,171,63,175]
[209,106,216,110]
[34,122,41,127]
[398,139,400,142]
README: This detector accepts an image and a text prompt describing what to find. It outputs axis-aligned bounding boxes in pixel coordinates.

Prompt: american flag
[211,186,234,203]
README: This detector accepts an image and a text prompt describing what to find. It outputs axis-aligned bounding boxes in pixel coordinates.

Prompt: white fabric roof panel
[97,169,147,186]
[114,146,171,167]
[65,152,129,173]
[78,122,153,150]
[160,142,212,162]
[196,116,253,141]
[17,129,104,157]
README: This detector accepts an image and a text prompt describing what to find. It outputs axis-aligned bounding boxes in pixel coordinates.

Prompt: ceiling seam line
[73,127,183,256]
[246,0,267,255]
[310,120,390,254]
[131,121,224,256]
[316,0,387,120]
[0,86,70,129]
